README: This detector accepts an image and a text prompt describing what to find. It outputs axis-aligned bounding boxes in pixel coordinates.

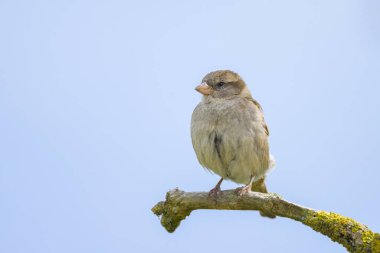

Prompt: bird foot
[208,185,221,199]
[235,185,251,196]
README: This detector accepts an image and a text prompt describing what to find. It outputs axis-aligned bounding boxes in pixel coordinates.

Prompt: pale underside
[191,96,272,185]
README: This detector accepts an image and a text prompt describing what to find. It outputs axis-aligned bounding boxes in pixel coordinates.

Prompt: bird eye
[217,82,225,88]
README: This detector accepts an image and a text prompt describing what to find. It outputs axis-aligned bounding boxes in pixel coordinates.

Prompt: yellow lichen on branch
[303,211,378,252]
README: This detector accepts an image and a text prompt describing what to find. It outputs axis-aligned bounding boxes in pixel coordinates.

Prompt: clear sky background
[0,1,379,252]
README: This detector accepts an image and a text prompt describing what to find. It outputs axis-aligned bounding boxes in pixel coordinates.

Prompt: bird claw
[235,185,251,196]
[208,186,221,199]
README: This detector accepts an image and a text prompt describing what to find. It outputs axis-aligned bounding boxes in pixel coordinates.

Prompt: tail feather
[251,177,276,219]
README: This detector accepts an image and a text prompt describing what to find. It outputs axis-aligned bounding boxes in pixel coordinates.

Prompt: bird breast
[191,97,269,184]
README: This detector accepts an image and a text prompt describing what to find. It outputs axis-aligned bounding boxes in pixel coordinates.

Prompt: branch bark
[152,188,380,253]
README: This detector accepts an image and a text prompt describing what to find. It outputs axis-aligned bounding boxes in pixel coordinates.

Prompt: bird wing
[247,97,270,136]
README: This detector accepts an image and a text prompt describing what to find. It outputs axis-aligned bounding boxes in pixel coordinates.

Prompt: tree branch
[152,188,380,253]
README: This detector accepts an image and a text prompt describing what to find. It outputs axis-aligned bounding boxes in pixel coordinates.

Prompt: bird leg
[235,176,256,196]
[208,178,223,199]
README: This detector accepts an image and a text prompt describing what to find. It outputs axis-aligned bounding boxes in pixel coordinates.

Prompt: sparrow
[191,70,276,218]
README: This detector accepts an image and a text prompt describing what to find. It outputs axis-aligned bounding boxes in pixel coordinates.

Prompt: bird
[191,70,276,218]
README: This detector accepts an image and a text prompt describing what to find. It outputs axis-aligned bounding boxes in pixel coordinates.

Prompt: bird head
[195,70,251,99]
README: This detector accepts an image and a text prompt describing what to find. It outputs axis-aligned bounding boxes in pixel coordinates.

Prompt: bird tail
[251,177,276,219]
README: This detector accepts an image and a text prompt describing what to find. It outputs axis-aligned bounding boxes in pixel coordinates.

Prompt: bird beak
[195,82,213,95]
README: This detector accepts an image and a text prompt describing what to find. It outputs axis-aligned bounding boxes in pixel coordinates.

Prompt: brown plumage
[191,70,276,218]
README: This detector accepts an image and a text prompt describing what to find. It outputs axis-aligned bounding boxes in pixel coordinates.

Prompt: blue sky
[0,1,379,252]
